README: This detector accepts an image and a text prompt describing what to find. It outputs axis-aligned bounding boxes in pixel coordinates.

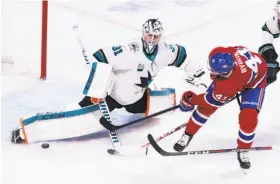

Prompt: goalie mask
[142,19,163,54]
[274,1,280,30]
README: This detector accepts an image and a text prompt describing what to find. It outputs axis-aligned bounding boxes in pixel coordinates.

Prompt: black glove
[258,43,278,62]
[78,96,93,107]
[266,61,280,84]
[258,43,280,84]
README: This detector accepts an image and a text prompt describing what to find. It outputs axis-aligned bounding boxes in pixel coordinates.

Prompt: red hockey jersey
[191,46,267,115]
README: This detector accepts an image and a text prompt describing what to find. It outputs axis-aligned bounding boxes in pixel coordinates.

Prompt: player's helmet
[274,1,280,30]
[142,19,163,54]
[208,50,235,79]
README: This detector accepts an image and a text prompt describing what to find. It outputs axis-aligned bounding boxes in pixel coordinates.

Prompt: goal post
[40,0,48,80]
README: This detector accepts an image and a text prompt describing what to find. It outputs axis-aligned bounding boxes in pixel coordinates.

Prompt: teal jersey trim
[143,46,158,62]
[169,45,187,67]
[22,105,99,126]
[93,49,108,63]
[83,62,97,95]
[262,23,280,39]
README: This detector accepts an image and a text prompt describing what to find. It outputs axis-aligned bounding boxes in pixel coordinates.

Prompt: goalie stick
[73,24,121,151]
[98,99,122,151]
[100,83,208,131]
[100,105,179,131]
[147,134,272,156]
[73,25,90,64]
[100,92,238,132]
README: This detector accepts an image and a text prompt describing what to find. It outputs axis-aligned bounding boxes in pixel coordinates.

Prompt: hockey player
[79,19,205,125]
[173,46,267,169]
[258,0,280,84]
[10,19,206,145]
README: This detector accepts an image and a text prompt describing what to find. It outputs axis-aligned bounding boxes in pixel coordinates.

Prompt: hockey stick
[141,122,186,148]
[73,25,121,150]
[73,25,121,149]
[73,25,90,64]
[107,121,187,155]
[147,134,272,156]
[98,99,122,151]
[100,105,180,131]
[100,82,209,131]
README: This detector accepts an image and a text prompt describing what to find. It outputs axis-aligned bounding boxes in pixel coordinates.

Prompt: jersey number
[237,48,262,73]
[215,94,228,102]
[169,45,175,52]
[112,46,123,56]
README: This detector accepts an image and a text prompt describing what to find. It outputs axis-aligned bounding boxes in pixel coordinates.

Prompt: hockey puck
[41,143,49,149]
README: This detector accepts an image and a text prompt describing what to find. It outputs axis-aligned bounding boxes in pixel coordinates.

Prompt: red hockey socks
[185,107,211,135]
[237,108,258,149]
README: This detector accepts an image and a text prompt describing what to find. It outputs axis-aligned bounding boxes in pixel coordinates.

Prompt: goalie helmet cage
[41,0,48,80]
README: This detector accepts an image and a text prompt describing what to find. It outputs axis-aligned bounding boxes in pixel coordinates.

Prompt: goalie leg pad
[145,88,176,116]
[15,104,101,144]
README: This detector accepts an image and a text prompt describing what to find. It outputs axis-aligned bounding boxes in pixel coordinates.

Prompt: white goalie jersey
[90,39,202,105]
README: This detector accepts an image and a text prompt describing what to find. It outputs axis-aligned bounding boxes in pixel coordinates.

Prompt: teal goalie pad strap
[22,104,99,126]
[149,88,175,96]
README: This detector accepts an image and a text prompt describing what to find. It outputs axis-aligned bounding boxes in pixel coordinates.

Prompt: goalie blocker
[12,62,176,144]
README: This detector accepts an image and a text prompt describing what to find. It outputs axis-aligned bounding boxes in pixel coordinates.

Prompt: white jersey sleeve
[261,17,280,44]
[92,45,135,71]
[167,44,188,68]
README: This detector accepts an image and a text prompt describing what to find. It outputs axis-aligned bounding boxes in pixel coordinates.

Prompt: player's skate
[173,132,193,152]
[237,151,251,169]
[11,129,25,144]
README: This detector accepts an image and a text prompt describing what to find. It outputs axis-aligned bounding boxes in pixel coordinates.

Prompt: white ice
[2,0,280,184]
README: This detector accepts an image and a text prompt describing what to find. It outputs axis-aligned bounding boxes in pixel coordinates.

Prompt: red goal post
[40,0,48,80]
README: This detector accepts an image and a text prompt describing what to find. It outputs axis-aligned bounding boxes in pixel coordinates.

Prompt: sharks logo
[135,71,152,91]
[129,42,139,52]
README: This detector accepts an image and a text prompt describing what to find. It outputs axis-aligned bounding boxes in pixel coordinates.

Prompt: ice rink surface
[2,0,280,184]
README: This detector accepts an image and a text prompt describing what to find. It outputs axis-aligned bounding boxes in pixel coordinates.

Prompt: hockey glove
[267,61,280,84]
[258,43,278,62]
[258,43,279,84]
[78,96,102,108]
[180,91,195,112]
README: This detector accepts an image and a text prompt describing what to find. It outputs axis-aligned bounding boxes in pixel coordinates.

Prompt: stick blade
[107,149,120,155]
[147,134,171,156]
